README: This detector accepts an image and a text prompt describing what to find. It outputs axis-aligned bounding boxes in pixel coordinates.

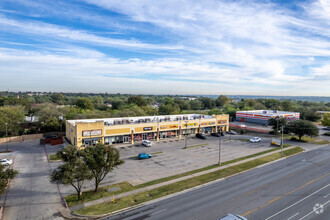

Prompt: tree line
[0,92,329,137]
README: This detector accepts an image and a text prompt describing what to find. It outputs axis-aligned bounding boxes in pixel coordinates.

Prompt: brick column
[157,128,160,141]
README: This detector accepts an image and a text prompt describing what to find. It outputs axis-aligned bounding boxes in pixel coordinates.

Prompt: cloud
[0,15,182,51]
[0,0,329,95]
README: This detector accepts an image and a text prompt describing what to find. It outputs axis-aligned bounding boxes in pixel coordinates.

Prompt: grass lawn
[75,147,303,216]
[66,144,292,208]
[282,134,316,142]
[49,154,60,161]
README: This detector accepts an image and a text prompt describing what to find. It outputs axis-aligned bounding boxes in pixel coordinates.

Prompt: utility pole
[281,126,284,156]
[218,128,222,165]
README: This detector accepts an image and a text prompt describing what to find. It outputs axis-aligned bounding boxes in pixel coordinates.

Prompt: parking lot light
[218,128,222,165]
[184,120,188,149]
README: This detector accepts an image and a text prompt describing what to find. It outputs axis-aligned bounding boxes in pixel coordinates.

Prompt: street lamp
[281,126,284,156]
[5,123,8,151]
[58,115,63,133]
[184,120,188,149]
[218,127,222,165]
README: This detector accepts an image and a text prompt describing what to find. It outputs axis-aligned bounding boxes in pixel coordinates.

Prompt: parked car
[218,214,247,220]
[0,159,13,166]
[211,132,225,137]
[250,137,261,143]
[195,133,206,139]
[142,140,152,147]
[239,124,246,128]
[138,153,152,160]
[226,130,237,135]
[323,127,330,131]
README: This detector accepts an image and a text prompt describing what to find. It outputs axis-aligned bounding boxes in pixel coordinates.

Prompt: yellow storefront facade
[66,114,229,147]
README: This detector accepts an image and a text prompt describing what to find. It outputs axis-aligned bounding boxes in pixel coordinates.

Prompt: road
[104,145,330,220]
[0,140,64,220]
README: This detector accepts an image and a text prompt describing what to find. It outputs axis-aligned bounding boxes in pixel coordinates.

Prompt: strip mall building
[66,114,229,147]
[236,110,300,125]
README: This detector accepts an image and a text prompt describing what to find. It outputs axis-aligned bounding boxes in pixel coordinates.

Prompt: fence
[0,132,65,145]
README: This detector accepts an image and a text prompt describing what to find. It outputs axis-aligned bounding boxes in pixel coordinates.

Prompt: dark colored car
[138,153,152,159]
[211,132,225,137]
[195,133,206,139]
[226,130,237,135]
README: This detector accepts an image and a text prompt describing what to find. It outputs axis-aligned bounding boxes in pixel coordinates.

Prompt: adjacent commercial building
[236,110,300,125]
[66,114,229,147]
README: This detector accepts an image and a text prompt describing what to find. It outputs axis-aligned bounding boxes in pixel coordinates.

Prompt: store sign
[82,129,102,137]
[201,122,215,126]
[160,125,179,130]
[143,127,153,131]
[184,123,197,127]
[218,120,227,124]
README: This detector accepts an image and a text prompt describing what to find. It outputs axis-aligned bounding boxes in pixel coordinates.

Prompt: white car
[0,159,13,166]
[250,137,261,143]
[142,140,152,147]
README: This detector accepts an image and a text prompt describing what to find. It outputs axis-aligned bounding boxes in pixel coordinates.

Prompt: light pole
[5,122,8,151]
[218,128,222,165]
[58,115,63,133]
[281,126,284,156]
[184,120,188,149]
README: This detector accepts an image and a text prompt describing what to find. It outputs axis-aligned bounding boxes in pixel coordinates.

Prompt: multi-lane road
[105,145,330,220]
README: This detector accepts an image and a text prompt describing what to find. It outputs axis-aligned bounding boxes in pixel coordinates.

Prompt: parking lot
[74,134,276,188]
[0,133,280,209]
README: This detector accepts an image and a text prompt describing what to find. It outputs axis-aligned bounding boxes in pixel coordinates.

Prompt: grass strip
[49,154,60,161]
[237,139,250,142]
[66,144,292,207]
[186,143,208,149]
[75,147,303,216]
[310,139,329,145]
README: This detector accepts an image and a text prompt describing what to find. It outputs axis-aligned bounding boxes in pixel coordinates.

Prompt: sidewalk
[69,145,298,212]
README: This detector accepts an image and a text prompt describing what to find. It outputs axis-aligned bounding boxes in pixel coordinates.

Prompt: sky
[0,0,330,96]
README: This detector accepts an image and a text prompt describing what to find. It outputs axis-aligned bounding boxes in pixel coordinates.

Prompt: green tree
[216,95,231,107]
[128,96,147,107]
[159,103,180,115]
[321,113,330,126]
[287,120,319,141]
[76,97,94,110]
[35,103,62,132]
[51,93,65,105]
[268,117,287,135]
[190,100,202,110]
[0,164,18,194]
[208,108,222,115]
[82,144,124,192]
[50,160,92,201]
[0,105,26,137]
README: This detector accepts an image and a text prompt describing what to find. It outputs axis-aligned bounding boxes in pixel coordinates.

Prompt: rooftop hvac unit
[263,111,267,114]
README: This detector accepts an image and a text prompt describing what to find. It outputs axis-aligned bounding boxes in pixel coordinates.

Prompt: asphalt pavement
[103,145,330,220]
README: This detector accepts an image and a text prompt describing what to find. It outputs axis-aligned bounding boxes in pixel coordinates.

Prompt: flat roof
[236,110,299,117]
[67,114,218,126]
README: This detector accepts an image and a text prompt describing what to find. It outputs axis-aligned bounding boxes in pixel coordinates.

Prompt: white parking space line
[287,212,299,220]
[265,184,329,220]
[150,209,167,216]
[324,193,330,198]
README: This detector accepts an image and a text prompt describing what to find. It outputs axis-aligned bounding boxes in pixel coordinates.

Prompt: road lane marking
[242,172,330,217]
[287,212,299,220]
[265,184,329,220]
[150,209,167,216]
[298,200,330,220]
[324,193,330,198]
